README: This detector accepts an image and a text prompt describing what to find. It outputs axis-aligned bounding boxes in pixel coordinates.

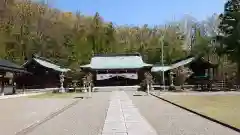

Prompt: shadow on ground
[73,96,84,99]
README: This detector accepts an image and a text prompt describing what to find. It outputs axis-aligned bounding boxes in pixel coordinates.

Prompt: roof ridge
[93,53,141,57]
[0,59,25,70]
[32,54,57,65]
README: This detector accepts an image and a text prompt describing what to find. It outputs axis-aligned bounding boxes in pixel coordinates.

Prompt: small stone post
[88,82,92,97]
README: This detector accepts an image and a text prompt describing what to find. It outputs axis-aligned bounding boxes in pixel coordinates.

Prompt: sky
[48,0,226,26]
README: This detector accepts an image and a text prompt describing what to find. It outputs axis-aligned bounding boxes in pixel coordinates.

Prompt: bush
[174,66,193,86]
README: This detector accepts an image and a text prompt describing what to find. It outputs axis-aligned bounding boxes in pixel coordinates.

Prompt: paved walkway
[101,91,157,135]
[0,97,77,135]
[27,92,110,135]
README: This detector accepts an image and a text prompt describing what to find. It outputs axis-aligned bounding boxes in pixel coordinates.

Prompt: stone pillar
[147,84,150,95]
[88,82,92,97]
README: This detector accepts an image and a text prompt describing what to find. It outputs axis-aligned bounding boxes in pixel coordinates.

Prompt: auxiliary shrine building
[80,53,153,86]
[15,54,70,89]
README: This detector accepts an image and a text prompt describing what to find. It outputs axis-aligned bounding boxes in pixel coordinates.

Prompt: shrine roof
[80,54,152,70]
[0,59,28,73]
[23,54,70,72]
[151,56,218,72]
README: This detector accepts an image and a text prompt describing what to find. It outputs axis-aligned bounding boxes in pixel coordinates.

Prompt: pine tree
[217,0,240,80]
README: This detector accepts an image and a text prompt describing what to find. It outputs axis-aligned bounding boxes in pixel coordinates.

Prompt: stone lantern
[82,77,87,93]
[73,80,77,92]
[59,72,65,93]
[169,71,176,90]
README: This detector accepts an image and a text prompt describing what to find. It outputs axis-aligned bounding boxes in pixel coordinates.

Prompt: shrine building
[15,54,70,89]
[80,53,153,86]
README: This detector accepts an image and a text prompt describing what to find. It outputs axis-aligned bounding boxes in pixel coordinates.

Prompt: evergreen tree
[217,0,240,79]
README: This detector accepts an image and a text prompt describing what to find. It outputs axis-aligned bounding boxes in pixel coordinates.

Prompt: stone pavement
[100,91,157,135]
[127,91,240,135]
[0,97,77,135]
[27,92,111,135]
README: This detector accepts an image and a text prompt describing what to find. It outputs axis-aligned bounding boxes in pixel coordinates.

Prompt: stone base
[169,86,176,91]
[59,87,65,93]
[82,89,87,93]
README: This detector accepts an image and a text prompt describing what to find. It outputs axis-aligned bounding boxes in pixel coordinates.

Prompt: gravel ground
[127,91,240,135]
[0,97,78,135]
[27,92,111,135]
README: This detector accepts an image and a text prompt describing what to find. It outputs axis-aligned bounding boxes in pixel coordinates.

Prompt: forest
[0,0,240,80]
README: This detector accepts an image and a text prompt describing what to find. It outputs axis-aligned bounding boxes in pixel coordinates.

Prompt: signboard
[96,73,138,80]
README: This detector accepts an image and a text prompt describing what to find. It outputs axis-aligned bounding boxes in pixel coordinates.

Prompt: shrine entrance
[94,72,140,86]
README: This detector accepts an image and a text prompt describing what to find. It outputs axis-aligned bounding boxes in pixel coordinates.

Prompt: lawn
[28,92,82,98]
[162,94,240,129]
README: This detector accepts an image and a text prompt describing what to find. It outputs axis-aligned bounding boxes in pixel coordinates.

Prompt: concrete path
[27,92,110,135]
[100,91,157,135]
[0,97,77,135]
[127,91,240,135]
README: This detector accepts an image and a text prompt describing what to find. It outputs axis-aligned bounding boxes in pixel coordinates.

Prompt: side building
[15,54,70,89]
[0,59,28,95]
[80,53,152,87]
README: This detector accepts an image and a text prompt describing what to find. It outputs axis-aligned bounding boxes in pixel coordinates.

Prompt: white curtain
[96,73,138,80]
[117,73,138,79]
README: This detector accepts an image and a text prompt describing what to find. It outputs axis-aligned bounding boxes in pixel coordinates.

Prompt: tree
[89,12,104,54]
[217,0,240,81]
[163,25,185,64]
[191,27,211,56]
[104,22,116,53]
[0,0,224,80]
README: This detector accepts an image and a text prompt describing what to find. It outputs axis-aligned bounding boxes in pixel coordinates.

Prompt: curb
[15,99,80,135]
[0,92,45,100]
[150,93,240,133]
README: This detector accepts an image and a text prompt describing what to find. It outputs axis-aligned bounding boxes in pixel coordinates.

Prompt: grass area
[29,92,81,98]
[162,94,240,128]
